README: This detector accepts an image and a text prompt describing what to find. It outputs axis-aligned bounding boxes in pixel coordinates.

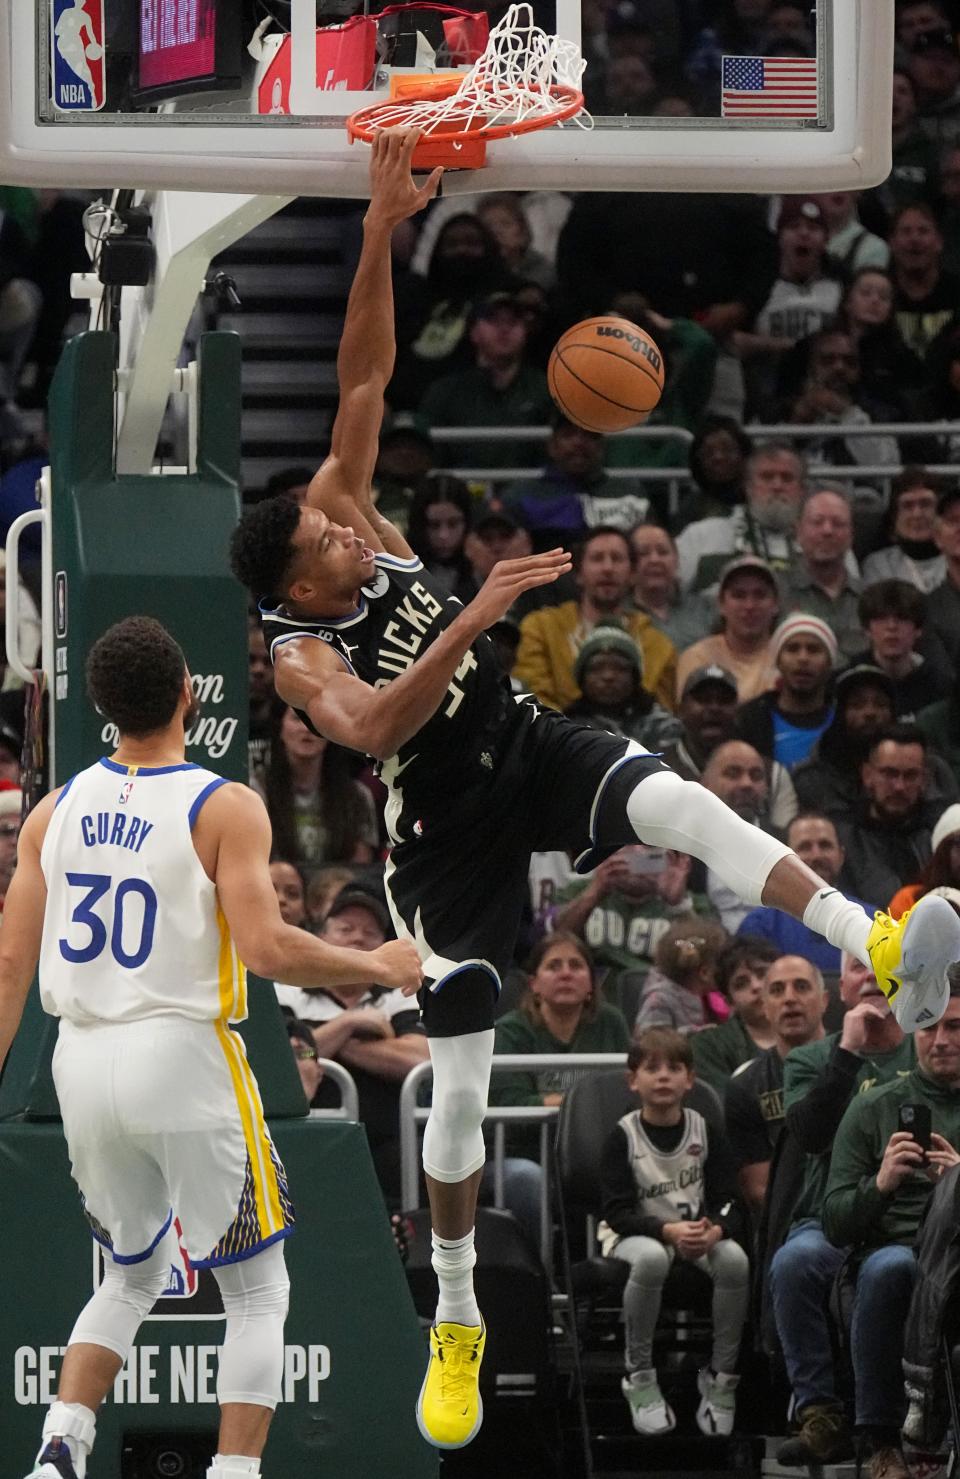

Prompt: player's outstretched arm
[0,797,54,1073]
[207,784,422,991]
[306,130,442,560]
[274,548,574,759]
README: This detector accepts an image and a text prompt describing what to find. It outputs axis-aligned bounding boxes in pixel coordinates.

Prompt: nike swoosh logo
[817,889,838,901]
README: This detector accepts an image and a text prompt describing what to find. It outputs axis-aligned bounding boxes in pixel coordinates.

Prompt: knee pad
[422,1030,493,1183]
[69,1225,178,1358]
[213,1243,290,1410]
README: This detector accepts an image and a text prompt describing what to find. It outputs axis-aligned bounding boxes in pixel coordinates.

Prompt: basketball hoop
[346,3,590,169]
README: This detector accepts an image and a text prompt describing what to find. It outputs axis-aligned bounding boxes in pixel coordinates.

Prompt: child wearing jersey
[599,1028,749,1438]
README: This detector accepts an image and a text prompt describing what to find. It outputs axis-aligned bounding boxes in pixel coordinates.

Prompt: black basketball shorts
[383,699,669,1037]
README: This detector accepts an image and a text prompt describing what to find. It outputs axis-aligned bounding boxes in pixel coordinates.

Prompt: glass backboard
[1,1,893,196]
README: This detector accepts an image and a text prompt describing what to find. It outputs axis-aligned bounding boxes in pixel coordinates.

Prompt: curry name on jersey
[261,552,514,839]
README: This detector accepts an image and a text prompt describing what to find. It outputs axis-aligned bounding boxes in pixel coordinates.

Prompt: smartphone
[627,846,666,877]
[898,1103,932,1154]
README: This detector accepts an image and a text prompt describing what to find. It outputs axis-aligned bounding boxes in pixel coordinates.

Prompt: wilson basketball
[548,316,665,434]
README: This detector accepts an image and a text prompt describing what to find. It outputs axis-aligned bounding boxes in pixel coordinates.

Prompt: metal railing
[399,1053,629,1268]
[426,418,959,518]
[306,1058,359,1121]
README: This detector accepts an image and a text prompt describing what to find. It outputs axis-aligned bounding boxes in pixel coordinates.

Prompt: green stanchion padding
[2,327,306,1120]
[1,1120,437,1478]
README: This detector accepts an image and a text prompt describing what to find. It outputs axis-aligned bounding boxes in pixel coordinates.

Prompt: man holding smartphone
[819,985,960,1479]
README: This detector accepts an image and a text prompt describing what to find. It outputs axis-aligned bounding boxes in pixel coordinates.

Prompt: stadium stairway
[209,198,360,495]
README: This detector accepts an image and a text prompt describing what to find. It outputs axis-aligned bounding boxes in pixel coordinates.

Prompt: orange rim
[346,81,584,144]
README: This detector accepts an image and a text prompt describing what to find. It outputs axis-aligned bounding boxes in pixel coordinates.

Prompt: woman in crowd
[633,917,730,1034]
[405,475,478,602]
[492,933,631,1102]
[679,416,753,527]
[835,266,926,418]
[629,524,715,652]
[888,803,960,918]
[262,707,379,872]
[861,468,946,592]
[488,933,631,1242]
[270,858,308,927]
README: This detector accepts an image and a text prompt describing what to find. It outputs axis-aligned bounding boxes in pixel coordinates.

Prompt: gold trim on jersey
[214,907,281,1239]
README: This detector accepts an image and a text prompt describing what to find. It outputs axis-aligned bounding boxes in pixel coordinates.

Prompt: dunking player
[230,131,960,1451]
[0,617,421,1479]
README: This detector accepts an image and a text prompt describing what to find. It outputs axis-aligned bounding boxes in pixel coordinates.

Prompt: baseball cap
[771,612,839,666]
[833,663,897,706]
[379,417,434,452]
[933,803,960,854]
[469,291,524,324]
[475,508,520,537]
[718,554,779,593]
[778,196,827,232]
[680,664,738,700]
[574,624,644,685]
[325,886,391,936]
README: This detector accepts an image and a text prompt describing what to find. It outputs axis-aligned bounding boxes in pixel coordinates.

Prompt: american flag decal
[721,55,819,119]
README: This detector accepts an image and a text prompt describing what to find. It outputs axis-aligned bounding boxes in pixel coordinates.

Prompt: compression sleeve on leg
[422,1029,494,1183]
[626,770,792,909]
[211,1241,290,1410]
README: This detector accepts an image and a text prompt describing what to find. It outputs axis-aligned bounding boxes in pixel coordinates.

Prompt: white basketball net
[362,3,591,135]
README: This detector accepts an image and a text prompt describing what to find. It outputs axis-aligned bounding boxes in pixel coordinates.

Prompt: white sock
[39,1402,96,1478]
[803,887,872,966]
[432,1229,481,1328]
[207,1458,261,1477]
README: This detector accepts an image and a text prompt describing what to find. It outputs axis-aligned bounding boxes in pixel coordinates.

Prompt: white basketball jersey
[39,758,246,1026]
[617,1107,708,1224]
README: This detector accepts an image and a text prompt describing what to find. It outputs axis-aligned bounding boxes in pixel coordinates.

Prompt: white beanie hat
[932,803,960,854]
[0,787,22,820]
[772,612,839,667]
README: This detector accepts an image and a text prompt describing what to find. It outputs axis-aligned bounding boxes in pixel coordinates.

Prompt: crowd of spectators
[3,7,960,1473]
[248,12,960,1468]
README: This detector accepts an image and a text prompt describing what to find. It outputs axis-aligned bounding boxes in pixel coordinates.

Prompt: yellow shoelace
[437,1335,479,1404]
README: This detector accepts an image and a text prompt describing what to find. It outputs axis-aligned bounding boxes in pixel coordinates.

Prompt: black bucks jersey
[261,551,515,842]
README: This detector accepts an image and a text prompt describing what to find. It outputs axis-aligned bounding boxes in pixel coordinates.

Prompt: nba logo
[160,1218,199,1300]
[118,779,134,806]
[51,0,106,113]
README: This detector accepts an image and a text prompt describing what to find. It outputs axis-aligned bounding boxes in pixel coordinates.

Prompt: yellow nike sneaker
[866,894,960,1030]
[416,1319,486,1449]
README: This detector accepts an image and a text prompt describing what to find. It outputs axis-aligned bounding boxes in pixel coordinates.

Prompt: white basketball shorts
[53,1014,294,1267]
